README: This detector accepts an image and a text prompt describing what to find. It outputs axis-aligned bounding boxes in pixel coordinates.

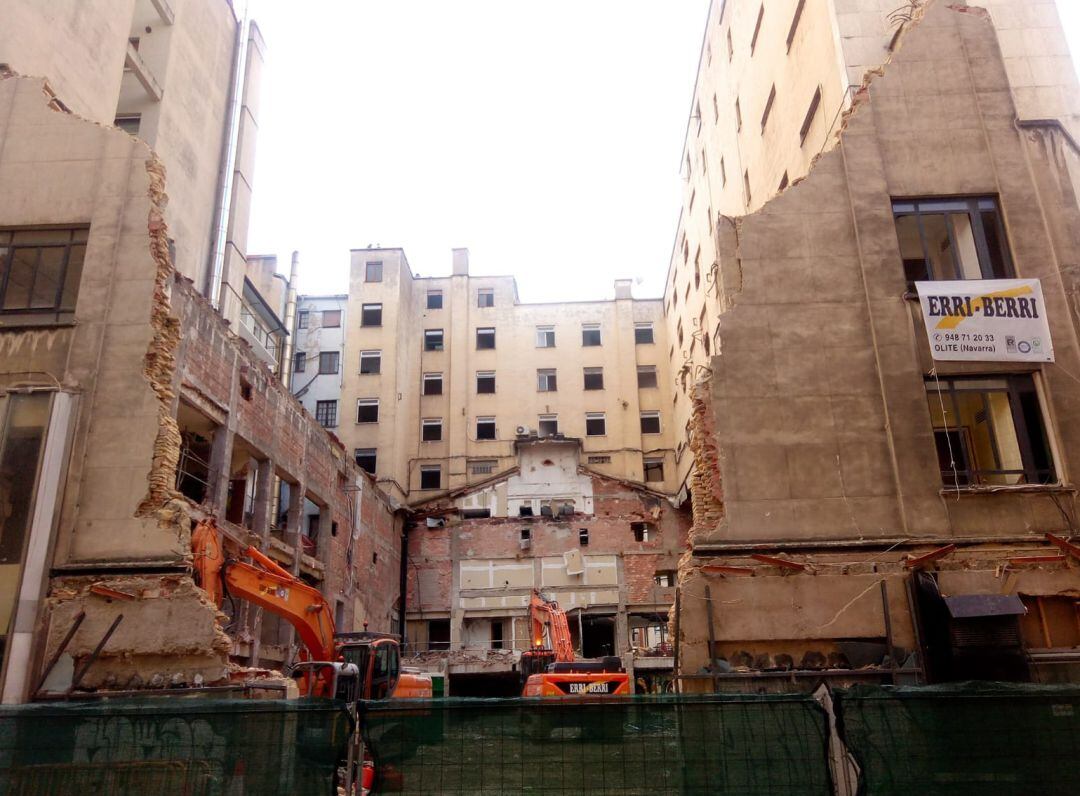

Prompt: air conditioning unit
[516,425,531,437]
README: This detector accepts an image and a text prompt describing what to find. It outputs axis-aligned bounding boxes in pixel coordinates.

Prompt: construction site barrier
[834,682,1080,796]
[359,693,834,795]
[0,697,351,795]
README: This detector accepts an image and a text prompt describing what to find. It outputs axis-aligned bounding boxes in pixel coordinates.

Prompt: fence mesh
[0,697,351,796]
[834,682,1080,796]
[359,694,833,795]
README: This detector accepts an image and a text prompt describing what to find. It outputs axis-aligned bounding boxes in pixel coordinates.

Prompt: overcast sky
[246,1,1080,303]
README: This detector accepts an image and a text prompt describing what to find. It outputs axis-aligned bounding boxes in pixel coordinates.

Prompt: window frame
[643,457,665,483]
[321,309,341,328]
[750,4,765,54]
[476,416,497,441]
[582,323,602,347]
[423,372,443,396]
[538,414,559,437]
[354,448,377,475]
[297,310,309,329]
[315,399,338,428]
[359,350,381,375]
[361,303,382,327]
[477,288,495,308]
[294,352,306,373]
[634,323,654,345]
[419,465,441,490]
[585,412,607,437]
[640,411,662,434]
[0,226,89,318]
[637,366,658,389]
[365,261,383,282]
[583,367,604,391]
[424,329,444,351]
[476,371,496,394]
[892,196,1014,284]
[537,368,558,392]
[356,398,380,424]
[426,290,443,310]
[475,327,496,350]
[318,351,340,375]
[421,418,443,442]
[536,326,556,348]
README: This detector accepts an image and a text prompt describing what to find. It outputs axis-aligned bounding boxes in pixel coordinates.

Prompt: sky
[246,1,1080,303]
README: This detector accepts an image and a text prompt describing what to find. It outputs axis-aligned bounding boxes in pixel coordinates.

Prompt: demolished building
[672,0,1080,689]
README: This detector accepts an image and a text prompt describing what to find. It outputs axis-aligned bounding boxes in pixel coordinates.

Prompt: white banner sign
[916,279,1053,362]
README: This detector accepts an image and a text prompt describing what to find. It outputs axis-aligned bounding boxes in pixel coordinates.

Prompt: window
[477,288,494,307]
[114,114,141,135]
[537,368,558,392]
[694,251,702,289]
[761,85,776,131]
[638,366,658,389]
[476,327,496,349]
[297,310,309,329]
[425,329,444,351]
[315,400,338,428]
[720,155,727,186]
[893,197,1013,284]
[318,351,340,375]
[744,169,752,204]
[420,465,441,490]
[787,0,807,50]
[356,398,379,423]
[294,352,306,373]
[422,418,443,442]
[926,375,1054,487]
[538,415,559,437]
[365,261,383,282]
[0,227,88,315]
[476,417,497,440]
[583,367,604,390]
[689,190,696,213]
[643,458,665,482]
[355,448,377,474]
[587,455,611,464]
[476,371,496,394]
[579,528,589,546]
[536,326,556,348]
[360,350,381,374]
[470,459,497,475]
[712,93,719,123]
[735,98,742,131]
[586,413,606,436]
[640,411,661,434]
[361,303,382,326]
[322,310,341,328]
[582,323,602,346]
[750,4,764,53]
[695,100,702,134]
[491,621,504,650]
[800,86,821,145]
[427,290,443,309]
[727,28,734,59]
[631,522,653,542]
[677,321,684,347]
[428,619,450,651]
[520,527,531,544]
[423,372,443,395]
[779,172,790,191]
[635,323,654,345]
[654,571,676,587]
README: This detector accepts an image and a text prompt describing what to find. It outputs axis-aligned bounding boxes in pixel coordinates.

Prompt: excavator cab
[337,633,401,700]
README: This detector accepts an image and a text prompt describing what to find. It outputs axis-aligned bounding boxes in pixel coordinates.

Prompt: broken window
[0,227,88,317]
[654,570,676,587]
[360,350,381,374]
[294,352,306,373]
[461,507,491,518]
[643,458,665,483]
[477,288,494,307]
[470,458,496,474]
[519,504,534,517]
[356,398,379,423]
[635,323,654,345]
[355,448,377,474]
[322,310,341,328]
[114,114,141,135]
[761,85,776,132]
[520,527,531,545]
[638,366,658,389]
[176,430,212,503]
[926,375,1054,487]
[583,367,604,390]
[427,290,443,309]
[538,414,559,437]
[787,0,806,50]
[800,86,821,145]
[365,261,383,282]
[537,368,558,392]
[428,619,450,651]
[579,528,590,546]
[893,197,1013,284]
[536,325,556,348]
[361,303,382,326]
[425,329,444,351]
[750,3,764,53]
[315,400,337,428]
[490,621,504,650]
[476,417,496,440]
[476,327,496,350]
[423,372,443,395]
[582,323,602,346]
[420,465,441,490]
[422,418,443,442]
[476,371,495,394]
[632,522,655,542]
[318,351,339,375]
[585,413,606,437]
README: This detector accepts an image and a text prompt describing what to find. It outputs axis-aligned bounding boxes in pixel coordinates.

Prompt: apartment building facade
[291,294,348,428]
[0,1,402,703]
[336,247,677,502]
[674,0,1080,689]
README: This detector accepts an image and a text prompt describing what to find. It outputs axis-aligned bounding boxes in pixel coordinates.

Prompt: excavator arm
[529,590,575,663]
[192,518,337,663]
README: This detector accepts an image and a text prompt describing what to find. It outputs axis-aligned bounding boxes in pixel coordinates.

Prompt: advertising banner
[916,279,1053,362]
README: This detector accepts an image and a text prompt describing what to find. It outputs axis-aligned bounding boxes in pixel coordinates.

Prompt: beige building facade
[337,248,677,503]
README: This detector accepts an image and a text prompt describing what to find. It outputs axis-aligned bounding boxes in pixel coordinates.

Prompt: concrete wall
[292,295,348,421]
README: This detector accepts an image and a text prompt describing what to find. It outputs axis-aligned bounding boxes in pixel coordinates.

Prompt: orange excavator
[520,590,630,696]
[191,518,431,701]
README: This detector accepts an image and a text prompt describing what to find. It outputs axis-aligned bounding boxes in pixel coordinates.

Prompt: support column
[207,426,235,515]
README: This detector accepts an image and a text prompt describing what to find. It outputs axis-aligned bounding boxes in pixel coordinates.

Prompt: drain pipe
[280,251,299,387]
[206,4,251,308]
